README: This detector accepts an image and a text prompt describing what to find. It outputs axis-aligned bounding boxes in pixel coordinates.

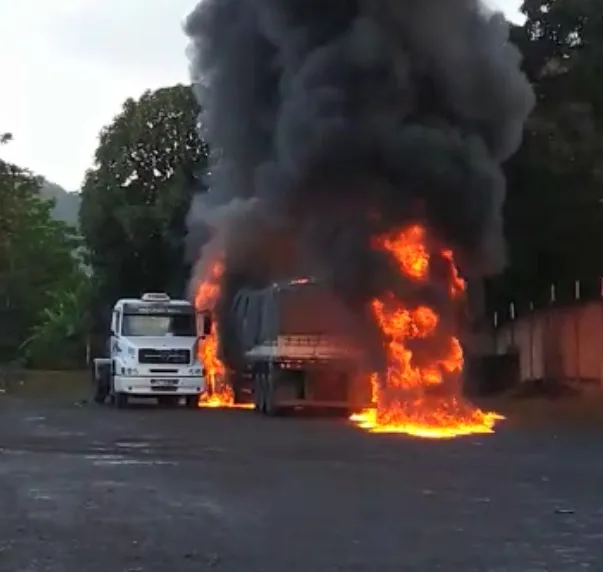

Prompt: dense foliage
[0,156,87,367]
[490,0,603,314]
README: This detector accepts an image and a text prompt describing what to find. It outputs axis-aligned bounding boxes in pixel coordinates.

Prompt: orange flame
[351,224,503,438]
[374,224,429,280]
[441,249,466,297]
[194,259,251,409]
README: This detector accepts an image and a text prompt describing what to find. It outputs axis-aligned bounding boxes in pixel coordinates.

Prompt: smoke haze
[184,0,534,369]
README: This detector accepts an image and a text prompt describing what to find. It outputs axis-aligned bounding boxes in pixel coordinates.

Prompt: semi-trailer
[198,278,372,415]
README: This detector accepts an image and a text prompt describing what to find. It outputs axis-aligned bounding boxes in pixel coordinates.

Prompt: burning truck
[196,275,371,414]
[184,0,535,437]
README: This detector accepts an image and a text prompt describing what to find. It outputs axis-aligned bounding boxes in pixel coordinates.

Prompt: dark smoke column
[184,0,534,371]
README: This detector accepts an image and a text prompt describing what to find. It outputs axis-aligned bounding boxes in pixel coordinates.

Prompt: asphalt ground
[0,394,602,571]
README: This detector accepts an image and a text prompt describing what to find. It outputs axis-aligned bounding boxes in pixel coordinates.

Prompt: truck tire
[261,373,270,414]
[93,384,107,404]
[185,395,199,408]
[114,391,128,408]
[253,373,262,413]
[109,367,128,409]
[91,365,108,404]
[264,372,280,417]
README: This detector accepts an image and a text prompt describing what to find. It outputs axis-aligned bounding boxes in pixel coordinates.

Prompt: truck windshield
[121,313,196,337]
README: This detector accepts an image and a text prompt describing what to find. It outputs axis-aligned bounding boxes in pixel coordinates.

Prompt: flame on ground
[351,224,504,438]
[194,259,252,409]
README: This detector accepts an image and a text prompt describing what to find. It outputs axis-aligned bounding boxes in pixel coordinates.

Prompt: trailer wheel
[264,372,281,417]
[260,373,268,414]
[253,374,262,413]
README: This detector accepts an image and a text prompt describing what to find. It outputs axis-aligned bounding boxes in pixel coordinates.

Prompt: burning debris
[184,0,534,435]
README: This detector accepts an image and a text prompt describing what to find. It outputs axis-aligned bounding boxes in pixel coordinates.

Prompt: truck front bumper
[113,375,205,396]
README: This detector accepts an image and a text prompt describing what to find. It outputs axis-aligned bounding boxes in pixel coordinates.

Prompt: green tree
[79,84,208,311]
[490,0,603,310]
[0,159,83,362]
[21,278,91,369]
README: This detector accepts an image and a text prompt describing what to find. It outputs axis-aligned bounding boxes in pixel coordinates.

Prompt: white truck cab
[92,293,206,408]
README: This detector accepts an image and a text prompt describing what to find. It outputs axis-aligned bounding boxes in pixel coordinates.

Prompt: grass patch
[0,369,89,400]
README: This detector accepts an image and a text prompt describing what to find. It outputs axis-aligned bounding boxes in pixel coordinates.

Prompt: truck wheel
[114,392,128,408]
[108,363,126,408]
[91,367,107,404]
[261,373,270,414]
[253,373,264,413]
[185,395,199,408]
[92,362,112,404]
[264,373,280,417]
[93,384,107,404]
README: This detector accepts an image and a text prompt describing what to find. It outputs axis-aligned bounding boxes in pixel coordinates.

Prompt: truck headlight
[189,367,202,376]
[127,347,136,358]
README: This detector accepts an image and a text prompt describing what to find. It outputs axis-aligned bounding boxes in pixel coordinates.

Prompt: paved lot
[0,396,602,571]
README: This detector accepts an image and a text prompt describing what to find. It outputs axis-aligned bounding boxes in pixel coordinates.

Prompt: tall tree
[0,159,82,361]
[79,85,208,311]
[490,0,603,310]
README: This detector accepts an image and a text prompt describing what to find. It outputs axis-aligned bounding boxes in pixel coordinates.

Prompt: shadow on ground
[4,369,603,430]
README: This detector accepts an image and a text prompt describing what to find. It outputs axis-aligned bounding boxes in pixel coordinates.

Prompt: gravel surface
[0,396,602,571]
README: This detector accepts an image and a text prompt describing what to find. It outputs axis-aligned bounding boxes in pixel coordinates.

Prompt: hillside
[40,181,81,226]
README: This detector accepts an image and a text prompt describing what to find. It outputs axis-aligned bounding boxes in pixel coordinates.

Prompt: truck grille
[138,348,191,365]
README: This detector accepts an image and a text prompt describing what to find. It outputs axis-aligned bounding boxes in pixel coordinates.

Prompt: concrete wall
[492,302,603,383]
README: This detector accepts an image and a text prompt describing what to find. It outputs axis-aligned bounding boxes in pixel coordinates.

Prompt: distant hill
[39,181,91,274]
[40,181,81,227]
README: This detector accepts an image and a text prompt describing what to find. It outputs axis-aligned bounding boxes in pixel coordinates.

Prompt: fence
[491,297,603,385]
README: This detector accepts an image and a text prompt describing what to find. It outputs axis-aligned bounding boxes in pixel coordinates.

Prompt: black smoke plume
[184,0,534,373]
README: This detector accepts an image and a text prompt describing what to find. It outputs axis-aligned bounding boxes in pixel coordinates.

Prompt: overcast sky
[0,0,522,191]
